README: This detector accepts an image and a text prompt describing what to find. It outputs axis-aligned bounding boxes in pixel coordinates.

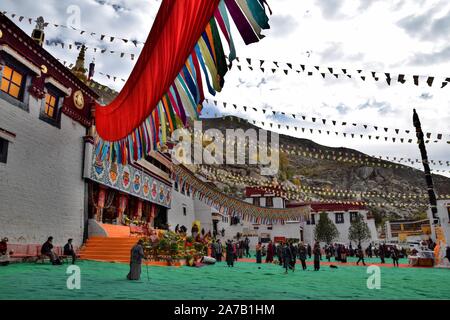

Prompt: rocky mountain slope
[196,116,450,226]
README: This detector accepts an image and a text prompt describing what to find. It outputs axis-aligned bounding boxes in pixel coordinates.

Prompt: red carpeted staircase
[79,237,137,263]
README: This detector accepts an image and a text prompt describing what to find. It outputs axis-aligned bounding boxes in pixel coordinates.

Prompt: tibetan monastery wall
[167,188,196,231]
[0,94,87,247]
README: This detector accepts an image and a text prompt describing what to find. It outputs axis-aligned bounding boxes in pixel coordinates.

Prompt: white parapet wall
[0,95,86,247]
[167,187,196,232]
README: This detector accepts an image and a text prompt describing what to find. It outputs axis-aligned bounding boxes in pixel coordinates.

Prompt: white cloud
[1,0,448,177]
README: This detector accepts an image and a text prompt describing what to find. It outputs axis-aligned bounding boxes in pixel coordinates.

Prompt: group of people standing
[210,237,251,267]
[254,241,321,273]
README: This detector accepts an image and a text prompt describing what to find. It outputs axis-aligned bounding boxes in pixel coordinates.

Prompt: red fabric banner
[95,0,220,141]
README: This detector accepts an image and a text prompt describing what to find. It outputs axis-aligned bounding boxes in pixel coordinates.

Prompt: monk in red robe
[266,241,274,263]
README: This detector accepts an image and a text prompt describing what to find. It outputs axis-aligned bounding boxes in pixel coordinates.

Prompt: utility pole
[413,109,439,224]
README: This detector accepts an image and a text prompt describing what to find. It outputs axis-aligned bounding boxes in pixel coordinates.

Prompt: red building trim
[245,186,288,199]
[0,14,98,127]
[288,202,367,212]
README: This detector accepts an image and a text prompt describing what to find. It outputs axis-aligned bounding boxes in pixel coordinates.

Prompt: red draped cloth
[95,0,220,141]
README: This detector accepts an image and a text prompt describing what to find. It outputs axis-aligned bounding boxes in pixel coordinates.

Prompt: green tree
[314,212,339,244]
[348,213,371,246]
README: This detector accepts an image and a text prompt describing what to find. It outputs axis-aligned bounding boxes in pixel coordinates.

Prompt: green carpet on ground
[0,260,449,300]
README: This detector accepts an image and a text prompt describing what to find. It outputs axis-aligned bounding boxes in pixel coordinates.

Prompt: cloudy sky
[2,0,449,177]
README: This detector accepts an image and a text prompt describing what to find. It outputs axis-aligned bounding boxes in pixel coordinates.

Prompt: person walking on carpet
[282,242,293,274]
[244,237,251,258]
[392,246,400,267]
[313,242,321,271]
[276,243,283,266]
[266,240,274,263]
[356,244,366,266]
[298,243,307,270]
[214,239,223,262]
[379,244,386,264]
[256,242,262,264]
[289,243,297,271]
[226,240,234,267]
[127,239,146,280]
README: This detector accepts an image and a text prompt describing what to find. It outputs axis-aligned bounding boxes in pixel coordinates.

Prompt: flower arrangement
[141,230,208,265]
[123,215,147,226]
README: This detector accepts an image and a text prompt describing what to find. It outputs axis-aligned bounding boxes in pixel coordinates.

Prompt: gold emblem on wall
[0,29,3,38]
[41,65,48,74]
[73,90,84,110]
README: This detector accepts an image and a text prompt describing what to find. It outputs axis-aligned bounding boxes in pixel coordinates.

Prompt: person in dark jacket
[0,237,11,266]
[282,242,292,274]
[289,243,297,271]
[276,243,283,266]
[313,242,321,271]
[379,244,385,264]
[356,244,366,266]
[127,239,145,280]
[63,238,76,264]
[298,243,307,270]
[226,241,234,267]
[214,239,223,262]
[307,244,312,258]
[391,246,400,267]
[41,236,62,265]
[244,237,251,257]
[256,242,262,264]
[325,245,332,262]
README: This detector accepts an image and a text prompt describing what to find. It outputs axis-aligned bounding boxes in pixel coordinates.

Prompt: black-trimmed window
[253,197,260,206]
[266,197,273,207]
[447,207,450,221]
[0,138,8,163]
[183,206,187,216]
[1,65,25,100]
[44,92,57,119]
[307,213,316,225]
[40,84,63,127]
[174,181,179,192]
[335,212,344,224]
[350,212,358,223]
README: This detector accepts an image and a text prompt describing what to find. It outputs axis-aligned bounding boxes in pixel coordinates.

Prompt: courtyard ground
[1,258,449,300]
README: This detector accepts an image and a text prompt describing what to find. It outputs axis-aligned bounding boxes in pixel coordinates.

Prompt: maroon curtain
[95,0,220,141]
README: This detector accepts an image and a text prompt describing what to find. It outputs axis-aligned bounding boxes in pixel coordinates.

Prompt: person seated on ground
[0,237,12,266]
[175,224,180,234]
[63,238,76,264]
[201,255,216,265]
[41,237,62,265]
